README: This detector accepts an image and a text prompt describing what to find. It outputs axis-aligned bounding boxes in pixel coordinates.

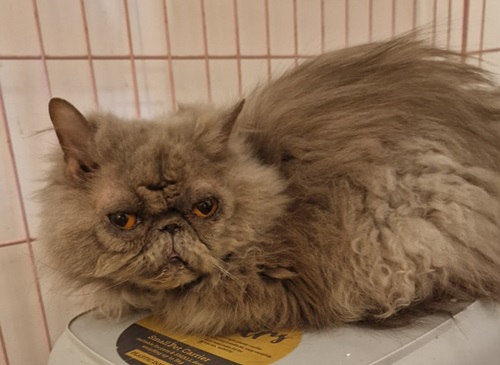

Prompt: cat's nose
[160,223,180,235]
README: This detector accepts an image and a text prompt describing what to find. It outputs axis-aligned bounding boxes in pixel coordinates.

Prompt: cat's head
[40,98,289,294]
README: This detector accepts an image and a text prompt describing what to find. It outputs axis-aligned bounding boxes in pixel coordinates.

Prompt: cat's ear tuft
[48,98,98,178]
[221,99,245,140]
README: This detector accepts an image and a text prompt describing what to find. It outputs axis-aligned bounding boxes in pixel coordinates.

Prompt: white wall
[0,1,498,364]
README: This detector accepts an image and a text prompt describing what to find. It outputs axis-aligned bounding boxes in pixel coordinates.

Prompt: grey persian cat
[41,36,500,336]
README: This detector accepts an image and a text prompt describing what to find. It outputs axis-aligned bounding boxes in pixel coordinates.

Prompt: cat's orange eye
[192,198,218,219]
[108,213,140,230]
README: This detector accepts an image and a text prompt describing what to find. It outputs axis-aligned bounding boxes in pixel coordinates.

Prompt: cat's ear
[48,98,97,178]
[220,99,245,141]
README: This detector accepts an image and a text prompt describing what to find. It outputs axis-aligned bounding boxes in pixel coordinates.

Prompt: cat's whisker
[26,253,90,282]
[213,262,242,285]
[153,269,169,280]
[64,278,131,297]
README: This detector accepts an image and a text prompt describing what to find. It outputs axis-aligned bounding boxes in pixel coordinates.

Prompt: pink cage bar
[0,0,496,364]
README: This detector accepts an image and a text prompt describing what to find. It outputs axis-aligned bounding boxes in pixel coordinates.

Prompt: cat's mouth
[166,254,187,268]
[150,254,188,277]
[130,236,212,290]
[137,253,201,290]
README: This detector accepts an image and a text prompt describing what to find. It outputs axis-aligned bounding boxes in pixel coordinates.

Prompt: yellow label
[117,315,302,365]
[126,349,173,365]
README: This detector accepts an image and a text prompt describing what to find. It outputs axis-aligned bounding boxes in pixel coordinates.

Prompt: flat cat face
[42,99,289,293]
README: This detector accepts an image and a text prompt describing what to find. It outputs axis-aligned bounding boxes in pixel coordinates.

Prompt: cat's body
[41,37,500,336]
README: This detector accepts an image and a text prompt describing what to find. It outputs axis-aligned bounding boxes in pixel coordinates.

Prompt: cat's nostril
[161,223,180,235]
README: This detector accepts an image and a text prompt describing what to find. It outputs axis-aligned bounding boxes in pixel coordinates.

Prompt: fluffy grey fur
[40,36,500,336]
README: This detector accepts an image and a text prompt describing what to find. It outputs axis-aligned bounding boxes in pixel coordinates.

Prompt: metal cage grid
[0,1,498,364]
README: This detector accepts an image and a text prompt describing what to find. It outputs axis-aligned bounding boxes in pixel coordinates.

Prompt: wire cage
[0,1,499,364]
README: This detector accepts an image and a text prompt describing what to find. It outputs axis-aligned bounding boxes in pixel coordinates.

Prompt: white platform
[48,300,500,365]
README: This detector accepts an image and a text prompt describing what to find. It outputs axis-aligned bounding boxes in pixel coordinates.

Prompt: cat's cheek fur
[39,165,102,282]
